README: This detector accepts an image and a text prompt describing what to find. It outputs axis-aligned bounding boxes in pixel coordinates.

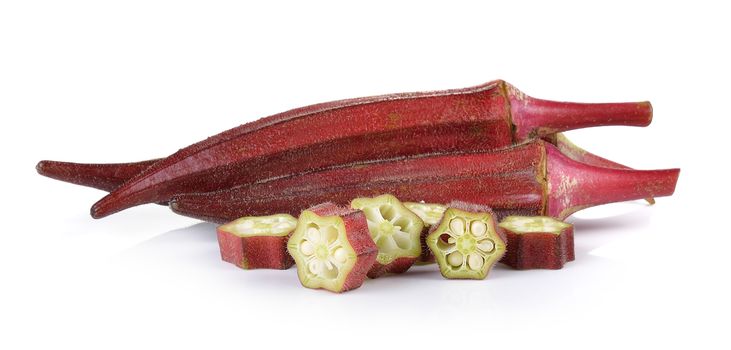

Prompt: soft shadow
[568,210,651,234]
[138,222,219,244]
[117,222,221,268]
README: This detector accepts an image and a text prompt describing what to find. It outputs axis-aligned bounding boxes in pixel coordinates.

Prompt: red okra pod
[35,133,647,198]
[87,80,652,218]
[169,140,679,224]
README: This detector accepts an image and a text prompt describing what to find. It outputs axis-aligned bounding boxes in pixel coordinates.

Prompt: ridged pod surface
[170,140,679,224]
[36,159,159,192]
[85,80,653,218]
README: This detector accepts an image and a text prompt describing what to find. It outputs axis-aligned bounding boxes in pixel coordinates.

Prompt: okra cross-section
[498,216,574,270]
[404,202,446,264]
[427,205,506,279]
[216,214,298,269]
[287,203,377,293]
[351,194,424,278]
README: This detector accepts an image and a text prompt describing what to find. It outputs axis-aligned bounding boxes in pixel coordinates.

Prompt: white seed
[308,260,320,274]
[306,227,320,243]
[333,247,348,263]
[300,241,314,256]
[478,240,495,252]
[449,218,465,236]
[447,251,463,267]
[391,231,411,250]
[471,221,487,237]
[468,254,484,270]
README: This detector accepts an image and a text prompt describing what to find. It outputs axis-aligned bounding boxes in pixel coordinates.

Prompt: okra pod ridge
[87,80,655,219]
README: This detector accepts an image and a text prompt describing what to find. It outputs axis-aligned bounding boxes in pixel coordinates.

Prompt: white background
[1,1,728,349]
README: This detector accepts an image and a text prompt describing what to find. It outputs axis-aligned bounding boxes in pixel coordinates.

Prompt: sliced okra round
[427,208,506,279]
[404,202,447,227]
[498,216,574,270]
[287,204,377,293]
[351,194,424,277]
[404,202,446,264]
[216,214,298,269]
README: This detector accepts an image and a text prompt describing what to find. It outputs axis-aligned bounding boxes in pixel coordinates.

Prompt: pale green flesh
[286,211,357,292]
[404,202,447,226]
[352,195,424,265]
[220,214,297,237]
[427,209,506,280]
[498,216,570,235]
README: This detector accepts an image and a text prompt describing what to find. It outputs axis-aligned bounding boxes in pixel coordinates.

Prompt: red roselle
[169,140,679,224]
[83,80,652,218]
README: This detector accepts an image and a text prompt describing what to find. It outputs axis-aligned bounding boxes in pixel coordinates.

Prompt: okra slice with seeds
[498,216,574,270]
[351,194,424,278]
[287,203,377,293]
[427,205,506,280]
[404,202,446,264]
[216,214,298,269]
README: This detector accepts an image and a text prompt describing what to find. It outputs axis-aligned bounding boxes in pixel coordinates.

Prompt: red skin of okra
[305,203,378,292]
[36,132,646,200]
[216,228,293,270]
[87,80,652,218]
[367,257,417,279]
[500,226,575,270]
[36,159,159,192]
[170,140,679,224]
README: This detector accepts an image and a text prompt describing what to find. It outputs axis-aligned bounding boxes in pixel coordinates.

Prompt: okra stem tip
[547,143,680,219]
[507,82,654,140]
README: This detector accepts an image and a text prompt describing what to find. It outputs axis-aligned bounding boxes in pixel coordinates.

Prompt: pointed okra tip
[351,194,424,277]
[427,207,506,280]
[287,206,376,293]
[35,160,48,175]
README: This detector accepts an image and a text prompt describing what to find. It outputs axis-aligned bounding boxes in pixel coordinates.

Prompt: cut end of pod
[404,202,447,264]
[351,194,424,278]
[287,203,377,293]
[505,82,653,141]
[217,214,298,270]
[426,203,506,280]
[498,216,574,270]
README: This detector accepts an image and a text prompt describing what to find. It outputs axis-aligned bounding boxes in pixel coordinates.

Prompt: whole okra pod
[78,80,652,218]
[169,140,679,223]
